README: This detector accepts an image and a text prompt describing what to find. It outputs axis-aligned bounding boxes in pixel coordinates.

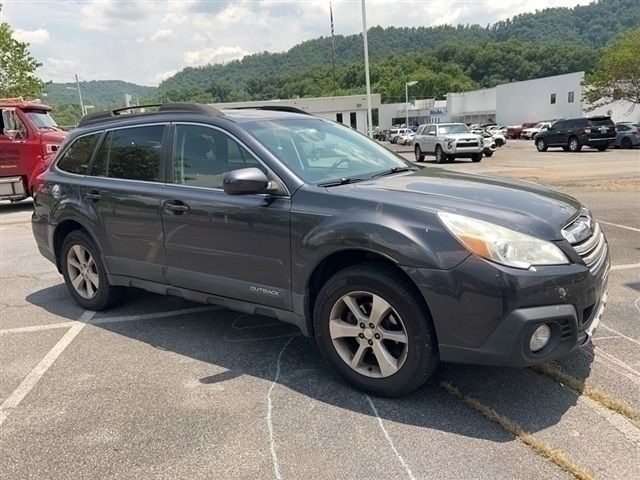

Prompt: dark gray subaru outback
[32,104,609,396]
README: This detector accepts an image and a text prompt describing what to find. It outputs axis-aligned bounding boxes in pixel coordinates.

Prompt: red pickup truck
[0,98,68,202]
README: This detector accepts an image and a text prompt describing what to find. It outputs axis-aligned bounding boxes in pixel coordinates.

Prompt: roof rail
[229,105,312,115]
[78,103,223,127]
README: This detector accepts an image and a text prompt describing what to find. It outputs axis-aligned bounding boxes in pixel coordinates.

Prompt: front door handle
[163,201,189,214]
[85,190,102,200]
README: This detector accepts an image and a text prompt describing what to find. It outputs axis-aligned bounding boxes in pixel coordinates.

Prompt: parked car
[507,122,536,139]
[0,97,67,201]
[399,131,415,145]
[413,123,484,163]
[32,103,609,397]
[521,121,552,140]
[481,132,496,157]
[487,125,508,136]
[535,116,616,152]
[390,128,410,143]
[490,131,507,147]
[613,122,640,149]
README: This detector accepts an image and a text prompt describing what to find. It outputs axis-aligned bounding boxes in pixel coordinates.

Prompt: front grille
[457,141,478,148]
[569,222,608,274]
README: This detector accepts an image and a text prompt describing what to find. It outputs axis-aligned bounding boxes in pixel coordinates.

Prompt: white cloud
[183,46,250,66]
[150,28,174,42]
[13,28,50,45]
[152,69,178,85]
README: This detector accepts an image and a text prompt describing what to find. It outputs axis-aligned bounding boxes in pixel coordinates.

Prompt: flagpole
[330,2,336,96]
[361,0,373,138]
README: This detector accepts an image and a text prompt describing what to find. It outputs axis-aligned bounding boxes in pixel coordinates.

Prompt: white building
[212,94,381,134]
[447,87,497,124]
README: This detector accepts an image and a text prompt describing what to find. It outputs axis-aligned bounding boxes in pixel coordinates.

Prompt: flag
[330,2,336,95]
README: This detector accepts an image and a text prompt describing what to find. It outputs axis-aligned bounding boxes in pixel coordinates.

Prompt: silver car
[413,123,484,163]
[613,122,640,149]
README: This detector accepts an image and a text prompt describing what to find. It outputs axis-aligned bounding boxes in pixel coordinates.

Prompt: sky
[2,0,593,86]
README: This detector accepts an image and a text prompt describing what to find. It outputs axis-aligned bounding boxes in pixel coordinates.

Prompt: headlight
[444,137,455,143]
[437,212,569,269]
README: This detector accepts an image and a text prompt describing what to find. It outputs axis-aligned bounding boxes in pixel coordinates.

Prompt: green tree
[583,28,640,109]
[0,4,44,98]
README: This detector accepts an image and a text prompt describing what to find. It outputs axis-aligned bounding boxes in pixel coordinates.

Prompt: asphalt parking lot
[1,140,639,480]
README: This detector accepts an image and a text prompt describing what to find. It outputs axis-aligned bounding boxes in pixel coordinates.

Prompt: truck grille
[568,222,608,274]
[457,140,479,148]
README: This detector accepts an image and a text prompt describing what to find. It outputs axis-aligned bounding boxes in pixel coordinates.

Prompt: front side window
[57,133,101,175]
[89,125,164,181]
[244,117,411,185]
[173,124,265,189]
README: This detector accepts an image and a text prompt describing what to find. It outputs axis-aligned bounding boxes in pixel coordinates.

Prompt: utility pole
[330,2,336,96]
[75,74,86,116]
[361,0,373,138]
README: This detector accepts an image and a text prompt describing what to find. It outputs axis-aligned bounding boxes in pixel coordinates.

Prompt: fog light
[530,324,551,352]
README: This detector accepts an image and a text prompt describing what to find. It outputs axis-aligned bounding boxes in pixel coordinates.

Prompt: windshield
[25,110,59,130]
[243,118,412,185]
[439,124,470,135]
[533,122,545,128]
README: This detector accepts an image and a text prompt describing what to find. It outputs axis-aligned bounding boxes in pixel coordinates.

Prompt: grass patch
[440,380,595,480]
[532,363,640,423]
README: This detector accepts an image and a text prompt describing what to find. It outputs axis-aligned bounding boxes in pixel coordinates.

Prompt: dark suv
[535,116,616,152]
[32,104,609,397]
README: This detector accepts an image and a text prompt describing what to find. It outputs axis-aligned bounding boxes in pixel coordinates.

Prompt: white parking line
[0,321,75,335]
[365,395,416,480]
[599,221,640,233]
[266,336,295,480]
[600,324,640,347]
[610,263,640,271]
[0,310,94,427]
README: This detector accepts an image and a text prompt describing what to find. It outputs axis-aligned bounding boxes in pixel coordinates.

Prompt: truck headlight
[437,212,569,269]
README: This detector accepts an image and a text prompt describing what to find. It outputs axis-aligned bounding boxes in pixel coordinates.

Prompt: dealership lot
[1,141,638,479]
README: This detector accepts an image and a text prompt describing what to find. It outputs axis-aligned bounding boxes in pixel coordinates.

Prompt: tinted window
[616,124,629,131]
[57,133,101,175]
[552,121,565,130]
[90,126,164,181]
[173,124,265,189]
[591,117,614,127]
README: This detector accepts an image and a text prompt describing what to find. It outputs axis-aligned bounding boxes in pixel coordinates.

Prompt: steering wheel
[327,158,352,175]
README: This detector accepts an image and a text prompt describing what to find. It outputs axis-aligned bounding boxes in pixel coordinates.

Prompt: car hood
[343,169,581,240]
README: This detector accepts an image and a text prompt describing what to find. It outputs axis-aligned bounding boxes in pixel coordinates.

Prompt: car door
[79,124,168,284]
[161,123,292,310]
[545,121,565,145]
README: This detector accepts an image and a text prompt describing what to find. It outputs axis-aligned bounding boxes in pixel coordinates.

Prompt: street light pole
[361,0,373,138]
[405,80,418,129]
[75,74,86,116]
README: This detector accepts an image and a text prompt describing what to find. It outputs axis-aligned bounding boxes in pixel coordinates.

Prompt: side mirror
[2,109,19,140]
[223,167,270,195]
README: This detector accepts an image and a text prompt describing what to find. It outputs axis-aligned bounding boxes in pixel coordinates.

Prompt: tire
[568,137,581,152]
[495,138,504,147]
[60,230,124,311]
[471,153,482,162]
[562,146,569,152]
[435,145,446,164]
[414,144,425,162]
[484,151,493,158]
[313,262,438,397]
[621,137,632,149]
[596,145,608,152]
[536,138,548,152]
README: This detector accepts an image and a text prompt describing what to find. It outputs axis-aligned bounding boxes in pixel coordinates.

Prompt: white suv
[413,123,484,163]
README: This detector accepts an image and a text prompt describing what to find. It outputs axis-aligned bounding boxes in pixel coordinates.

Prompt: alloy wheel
[328,291,408,378]
[67,245,99,299]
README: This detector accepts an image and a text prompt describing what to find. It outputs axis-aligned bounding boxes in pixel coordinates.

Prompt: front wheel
[414,144,425,162]
[536,138,548,152]
[61,230,124,311]
[435,145,446,163]
[484,150,493,157]
[313,263,439,397]
[471,153,482,162]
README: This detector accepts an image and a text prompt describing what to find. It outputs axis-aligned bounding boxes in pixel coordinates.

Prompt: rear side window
[57,133,101,175]
[89,126,164,182]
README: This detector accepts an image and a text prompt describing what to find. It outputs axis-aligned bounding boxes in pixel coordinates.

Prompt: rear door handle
[85,190,102,200]
[163,201,190,214]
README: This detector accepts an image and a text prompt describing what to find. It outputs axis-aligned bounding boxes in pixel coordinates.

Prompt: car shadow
[0,199,34,213]
[26,284,594,442]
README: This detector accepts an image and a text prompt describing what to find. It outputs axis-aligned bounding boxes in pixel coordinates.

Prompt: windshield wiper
[318,177,368,187]
[371,166,416,179]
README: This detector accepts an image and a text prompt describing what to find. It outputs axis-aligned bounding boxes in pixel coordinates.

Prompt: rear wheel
[621,137,632,149]
[61,230,124,311]
[568,137,581,152]
[536,138,548,152]
[471,153,482,162]
[596,145,608,152]
[495,138,504,147]
[414,144,425,162]
[435,145,446,163]
[484,150,493,157]
[313,263,438,397]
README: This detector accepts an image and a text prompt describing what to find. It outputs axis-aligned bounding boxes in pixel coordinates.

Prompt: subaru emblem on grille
[562,209,592,243]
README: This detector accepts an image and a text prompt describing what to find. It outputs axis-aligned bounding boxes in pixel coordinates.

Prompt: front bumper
[404,249,610,368]
[442,144,483,156]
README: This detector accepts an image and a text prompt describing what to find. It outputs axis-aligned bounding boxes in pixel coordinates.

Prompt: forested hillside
[44,80,155,126]
[154,0,639,104]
